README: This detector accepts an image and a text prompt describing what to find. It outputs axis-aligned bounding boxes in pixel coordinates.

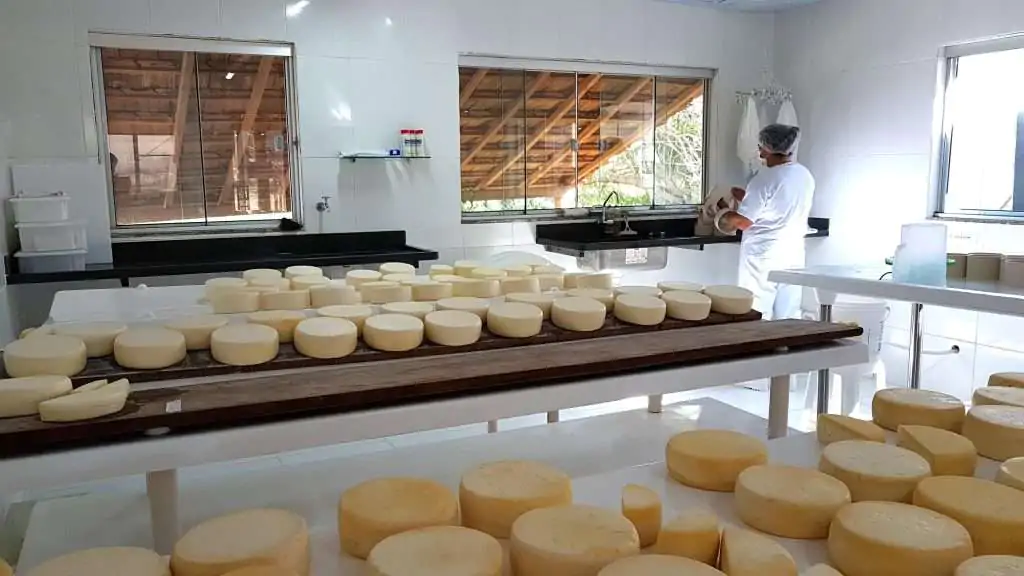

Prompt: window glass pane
[654,78,705,206]
[523,72,579,210]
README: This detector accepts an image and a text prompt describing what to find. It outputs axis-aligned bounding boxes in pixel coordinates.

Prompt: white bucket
[830,297,889,365]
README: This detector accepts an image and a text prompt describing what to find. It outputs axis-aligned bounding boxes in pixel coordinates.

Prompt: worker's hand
[730,187,746,202]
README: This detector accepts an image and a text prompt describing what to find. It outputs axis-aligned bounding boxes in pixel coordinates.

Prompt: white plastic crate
[8,192,71,223]
[16,220,87,252]
[14,249,87,274]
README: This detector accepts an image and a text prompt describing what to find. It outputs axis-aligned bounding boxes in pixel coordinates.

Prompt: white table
[769,265,1024,413]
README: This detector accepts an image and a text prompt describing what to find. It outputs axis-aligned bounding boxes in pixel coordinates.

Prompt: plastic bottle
[416,129,427,157]
[401,130,413,157]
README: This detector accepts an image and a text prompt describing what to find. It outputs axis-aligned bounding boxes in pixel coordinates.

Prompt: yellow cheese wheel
[819,440,931,502]
[502,265,534,277]
[429,264,454,278]
[285,265,323,279]
[410,281,453,302]
[702,285,754,315]
[171,508,309,576]
[913,476,1024,556]
[997,458,1024,492]
[735,465,851,539]
[380,301,435,320]
[367,526,502,576]
[243,268,282,282]
[248,310,307,344]
[598,555,725,576]
[509,505,640,576]
[309,282,361,307]
[379,262,416,275]
[363,314,424,352]
[3,334,88,377]
[614,286,662,297]
[290,275,329,291]
[113,328,187,370]
[658,281,703,293]
[955,555,1024,576]
[661,291,712,321]
[506,293,558,319]
[346,269,382,287]
[872,388,965,432]
[576,272,614,290]
[551,296,607,332]
[653,508,720,565]
[260,290,311,311]
[566,288,615,310]
[459,460,572,539]
[614,294,667,326]
[961,405,1024,461]
[487,302,543,338]
[210,324,279,366]
[973,386,1024,408]
[436,297,491,320]
[665,430,767,492]
[317,305,373,333]
[500,276,541,295]
[27,547,169,576]
[621,484,661,548]
[532,273,565,291]
[0,375,73,418]
[424,310,482,346]
[454,260,482,277]
[989,373,1024,388]
[52,321,127,357]
[292,318,357,359]
[164,315,230,351]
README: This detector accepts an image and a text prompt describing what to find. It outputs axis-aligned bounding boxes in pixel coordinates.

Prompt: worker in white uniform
[718,124,815,320]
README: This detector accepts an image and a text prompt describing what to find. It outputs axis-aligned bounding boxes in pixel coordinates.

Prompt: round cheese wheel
[260,290,311,311]
[454,260,483,277]
[399,275,433,286]
[500,276,541,295]
[27,547,169,576]
[956,556,1024,576]
[962,405,1024,461]
[997,458,1024,491]
[509,505,640,576]
[424,310,482,346]
[551,296,607,332]
[363,314,424,352]
[171,508,308,576]
[360,282,412,304]
[429,264,454,278]
[114,328,186,370]
[872,388,966,432]
[248,310,307,343]
[615,286,662,297]
[165,315,230,350]
[820,440,931,502]
[290,275,329,291]
[436,297,491,320]
[914,476,1024,556]
[614,294,667,326]
[3,334,88,377]
[53,321,127,357]
[658,281,703,293]
[346,269,383,288]
[381,301,435,320]
[382,273,416,284]
[285,265,323,279]
[653,508,720,565]
[368,525,502,576]
[293,317,357,359]
[702,285,754,315]
[506,293,557,319]
[452,278,500,298]
[896,424,977,476]
[243,268,282,282]
[317,305,374,333]
[470,267,507,280]
[460,460,572,539]
[734,464,851,539]
[503,265,534,277]
[598,555,725,576]
[566,288,614,310]
[576,272,614,290]
[205,277,249,300]
[532,273,565,291]
[532,264,564,274]
[248,277,292,291]
[563,272,589,289]
[665,429,767,492]
[222,567,296,576]
[411,281,453,302]
[974,386,1024,409]
[211,290,261,313]
[0,375,73,418]
[990,373,1024,388]
[662,291,712,321]
[338,477,459,559]
[433,274,463,283]
[487,302,543,338]
[309,283,361,308]
[379,262,416,275]
[210,324,279,366]
[828,501,973,576]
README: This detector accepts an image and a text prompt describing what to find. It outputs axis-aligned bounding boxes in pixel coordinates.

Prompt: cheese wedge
[719,526,797,576]
[816,414,886,444]
[897,425,977,476]
[38,379,129,422]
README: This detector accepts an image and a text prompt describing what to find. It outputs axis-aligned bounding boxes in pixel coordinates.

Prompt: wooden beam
[459,68,489,109]
[217,57,275,206]
[163,52,195,208]
[460,72,551,168]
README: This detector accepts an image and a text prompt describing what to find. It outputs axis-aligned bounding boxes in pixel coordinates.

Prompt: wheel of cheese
[532,264,564,274]
[4,334,87,377]
[551,296,607,332]
[872,388,965,432]
[653,508,720,565]
[452,278,500,298]
[576,272,614,290]
[819,440,931,502]
[563,272,589,289]
[27,547,169,576]
[52,321,127,357]
[424,310,482,346]
[506,293,557,319]
[260,290,311,311]
[914,476,1024,555]
[399,275,433,286]
[248,277,291,291]
[661,291,712,321]
[658,281,703,293]
[0,375,73,418]
[411,281,453,302]
[955,556,1024,576]
[997,458,1024,491]
[243,268,282,282]
[509,505,640,576]
[719,526,797,576]
[735,465,851,539]
[828,501,973,576]
[567,288,615,310]
[38,378,129,422]
[290,275,329,291]
[114,328,186,370]
[382,273,415,284]
[487,302,543,338]
[285,265,323,279]
[454,260,482,277]
[317,305,374,333]
[702,285,754,315]
[470,267,507,280]
[165,315,230,350]
[665,429,767,492]
[429,264,454,278]
[248,310,307,343]
[598,555,724,576]
[459,460,571,539]
[292,317,357,359]
[990,373,1024,388]
[346,269,383,288]
[436,297,491,320]
[338,477,459,559]
[172,508,309,576]
[360,282,413,304]
[614,294,667,326]
[205,277,249,300]
[621,483,661,548]
[501,265,533,277]
[897,425,977,476]
[309,283,361,308]
[381,301,435,320]
[817,414,886,444]
[211,290,261,313]
[532,273,565,291]
[367,525,502,576]
[210,324,279,366]
[500,276,541,295]
[974,386,1024,408]
[803,565,843,576]
[222,567,297,576]
[614,285,662,297]
[379,262,416,275]
[363,314,424,352]
[962,405,1024,461]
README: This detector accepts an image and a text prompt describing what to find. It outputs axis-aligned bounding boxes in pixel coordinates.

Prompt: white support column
[768,374,792,439]
[487,420,498,433]
[647,394,663,413]
[146,469,179,555]
[546,411,560,423]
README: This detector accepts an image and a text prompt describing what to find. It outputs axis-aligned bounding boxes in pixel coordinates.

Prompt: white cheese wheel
[470,267,507,280]
[260,290,311,311]
[114,328,186,370]
[452,278,500,298]
[665,429,767,492]
[897,424,977,476]
[205,277,249,300]
[436,297,491,320]
[172,508,309,576]
[487,302,543,338]
[614,294,667,326]
[820,440,931,502]
[338,477,459,559]
[363,314,424,352]
[501,265,533,277]
[399,275,433,285]
[532,264,564,274]
[429,264,454,278]
[509,504,640,576]
[346,269,383,288]
[653,508,720,565]
[719,526,797,576]
[734,465,851,539]
[285,265,323,279]
[702,285,754,315]
[382,273,415,284]
[532,273,565,291]
[317,305,374,333]
[210,324,279,366]
[165,315,230,350]
[424,311,482,347]
[27,547,169,576]
[52,321,127,357]
[802,565,843,576]
[500,276,541,295]
[563,272,589,289]
[248,277,292,291]
[990,372,1024,388]
[817,414,886,444]
[872,388,966,432]
[551,296,607,332]
[955,556,1024,576]
[576,272,614,290]
[598,555,725,576]
[567,288,615,310]
[212,290,261,313]
[621,483,661,548]
[367,525,502,576]
[460,460,572,539]
[411,281,453,302]
[4,334,87,377]
[243,268,282,282]
[962,405,1024,461]
[914,476,1024,556]
[248,310,307,343]
[381,301,435,320]
[379,262,416,275]
[360,282,412,304]
[506,293,557,319]
[974,386,1024,408]
[433,274,463,283]
[828,501,973,576]
[38,379,129,422]
[293,317,357,359]
[309,283,361,307]
[291,275,329,291]
[0,375,73,418]
[661,291,712,321]
[997,458,1024,491]
[615,286,662,297]
[454,260,483,277]
[658,281,703,293]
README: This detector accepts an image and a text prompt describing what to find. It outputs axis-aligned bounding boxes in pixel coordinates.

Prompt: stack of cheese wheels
[206,277,249,300]
[211,324,279,366]
[662,291,712,322]
[576,272,614,290]
[363,314,424,352]
[621,484,661,547]
[346,269,383,288]
[500,276,541,295]
[509,504,639,576]
[653,508,720,565]
[973,386,1024,408]
[165,315,230,350]
[990,372,1024,388]
[211,289,260,313]
[532,273,564,291]
[293,317,357,359]
[3,334,87,377]
[454,260,482,277]
[380,262,416,275]
[614,294,667,326]
[338,477,459,559]
[614,286,662,297]
[506,293,557,319]
[436,297,490,320]
[424,310,482,347]
[658,281,703,293]
[470,267,507,280]
[962,405,1024,461]
[172,508,309,576]
[827,501,973,576]
[0,375,73,418]
[914,476,1024,555]
[359,282,413,305]
[551,296,607,332]
[956,556,1024,576]
[248,311,307,343]
[872,388,966,432]
[291,275,329,292]
[429,264,454,277]
[567,288,615,310]
[317,305,374,333]
[487,302,543,338]
[26,547,169,576]
[39,378,130,422]
[735,464,851,539]
[381,301,435,320]
[702,286,755,315]
[260,290,311,311]
[285,265,322,279]
[819,440,931,502]
[367,526,502,576]
[816,414,886,444]
[459,460,572,539]
[52,321,127,357]
[997,457,1024,491]
[897,424,978,476]
[411,281,453,302]
[597,555,725,576]
[719,526,797,576]
[665,430,767,492]
[114,328,187,370]
[310,282,361,308]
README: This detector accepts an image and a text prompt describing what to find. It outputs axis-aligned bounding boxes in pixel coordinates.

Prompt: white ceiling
[659,0,824,11]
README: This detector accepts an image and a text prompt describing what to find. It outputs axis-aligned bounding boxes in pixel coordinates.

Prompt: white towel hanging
[778,100,799,127]
[737,96,762,177]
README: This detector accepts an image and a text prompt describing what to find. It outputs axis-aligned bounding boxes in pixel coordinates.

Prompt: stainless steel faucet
[600,191,622,224]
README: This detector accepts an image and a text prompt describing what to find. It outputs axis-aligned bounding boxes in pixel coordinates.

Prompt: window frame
[88,33,303,235]
[458,55,714,223]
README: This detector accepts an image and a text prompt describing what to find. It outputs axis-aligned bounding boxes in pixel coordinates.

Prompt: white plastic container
[8,192,71,223]
[16,220,87,252]
[14,249,87,274]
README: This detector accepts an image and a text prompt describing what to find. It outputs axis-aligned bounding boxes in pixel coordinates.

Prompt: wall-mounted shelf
[339,154,432,163]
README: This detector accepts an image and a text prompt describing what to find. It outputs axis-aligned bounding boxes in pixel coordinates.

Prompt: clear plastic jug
[892,222,947,286]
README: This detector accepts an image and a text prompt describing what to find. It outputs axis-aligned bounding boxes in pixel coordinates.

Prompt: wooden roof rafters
[460,72,552,168]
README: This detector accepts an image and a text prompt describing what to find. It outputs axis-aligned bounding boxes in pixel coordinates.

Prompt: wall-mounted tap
[600,191,622,224]
[316,195,331,212]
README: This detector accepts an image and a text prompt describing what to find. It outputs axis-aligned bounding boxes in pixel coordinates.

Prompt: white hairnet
[759,124,801,156]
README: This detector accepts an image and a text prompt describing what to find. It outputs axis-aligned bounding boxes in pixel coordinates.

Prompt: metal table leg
[487,420,498,433]
[647,394,663,414]
[768,373,791,439]
[546,411,560,423]
[816,303,833,414]
[146,469,179,555]
[908,302,924,389]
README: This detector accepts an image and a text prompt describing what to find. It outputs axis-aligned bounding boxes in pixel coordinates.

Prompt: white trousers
[737,246,803,321]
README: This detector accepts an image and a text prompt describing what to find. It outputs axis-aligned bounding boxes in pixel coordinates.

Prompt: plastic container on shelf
[966,252,1002,282]
[14,249,87,274]
[8,192,71,223]
[415,129,427,156]
[1001,256,1024,288]
[16,220,87,252]
[892,222,947,286]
